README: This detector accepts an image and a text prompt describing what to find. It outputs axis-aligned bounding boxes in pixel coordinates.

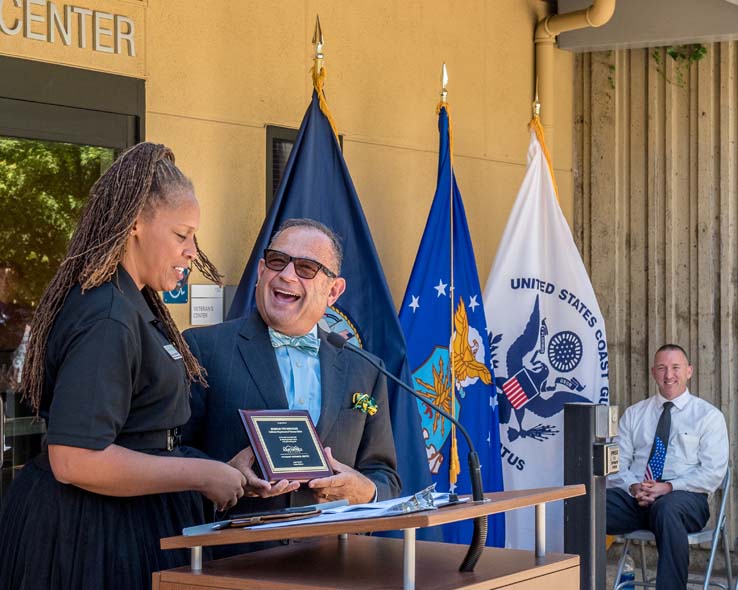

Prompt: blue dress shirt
[272,326,322,425]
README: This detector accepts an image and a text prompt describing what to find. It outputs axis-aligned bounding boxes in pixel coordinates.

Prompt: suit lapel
[237,313,289,409]
[316,329,347,439]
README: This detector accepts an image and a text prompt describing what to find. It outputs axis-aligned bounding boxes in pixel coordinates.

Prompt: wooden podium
[154,485,585,590]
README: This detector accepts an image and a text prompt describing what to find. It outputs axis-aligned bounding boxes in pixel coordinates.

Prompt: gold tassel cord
[449,299,461,484]
[529,114,560,203]
[311,64,339,141]
[449,427,461,484]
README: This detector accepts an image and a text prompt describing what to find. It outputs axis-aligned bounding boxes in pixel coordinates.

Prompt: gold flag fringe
[311,64,339,141]
[529,115,560,203]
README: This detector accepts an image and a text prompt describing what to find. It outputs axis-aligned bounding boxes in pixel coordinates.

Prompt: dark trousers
[606,488,709,590]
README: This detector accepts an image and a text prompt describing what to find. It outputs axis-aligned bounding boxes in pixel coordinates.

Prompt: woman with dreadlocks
[0,142,247,589]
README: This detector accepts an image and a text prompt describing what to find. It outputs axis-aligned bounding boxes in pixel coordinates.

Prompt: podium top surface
[160,484,585,550]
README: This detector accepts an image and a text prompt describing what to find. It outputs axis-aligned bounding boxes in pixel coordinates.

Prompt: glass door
[0,55,143,501]
[0,138,116,496]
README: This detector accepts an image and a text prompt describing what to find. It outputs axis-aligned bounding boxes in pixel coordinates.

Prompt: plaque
[238,409,333,483]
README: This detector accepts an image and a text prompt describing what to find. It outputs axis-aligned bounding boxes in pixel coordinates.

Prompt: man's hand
[632,480,672,506]
[228,447,300,498]
[308,447,376,504]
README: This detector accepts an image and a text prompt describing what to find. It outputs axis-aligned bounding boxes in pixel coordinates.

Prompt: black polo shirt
[42,266,189,450]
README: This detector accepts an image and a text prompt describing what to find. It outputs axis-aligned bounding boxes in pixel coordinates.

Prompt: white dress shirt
[608,389,728,495]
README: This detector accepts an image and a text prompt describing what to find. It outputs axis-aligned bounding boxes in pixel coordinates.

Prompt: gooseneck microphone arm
[325,332,487,572]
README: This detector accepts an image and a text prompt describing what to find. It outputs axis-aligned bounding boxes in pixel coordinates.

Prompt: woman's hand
[199,461,247,512]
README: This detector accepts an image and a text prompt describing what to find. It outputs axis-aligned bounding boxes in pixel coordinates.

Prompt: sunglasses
[263,249,337,279]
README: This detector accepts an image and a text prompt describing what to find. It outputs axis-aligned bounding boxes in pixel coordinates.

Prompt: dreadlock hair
[22,142,223,412]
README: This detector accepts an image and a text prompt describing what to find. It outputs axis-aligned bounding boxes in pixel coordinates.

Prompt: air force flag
[400,104,505,547]
[482,118,609,551]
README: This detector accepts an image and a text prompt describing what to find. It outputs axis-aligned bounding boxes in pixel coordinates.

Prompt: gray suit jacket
[182,311,401,516]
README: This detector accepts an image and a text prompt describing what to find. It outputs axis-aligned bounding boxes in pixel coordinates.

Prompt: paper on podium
[252,492,466,530]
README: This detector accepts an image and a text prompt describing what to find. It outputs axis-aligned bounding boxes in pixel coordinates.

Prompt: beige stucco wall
[0,0,575,329]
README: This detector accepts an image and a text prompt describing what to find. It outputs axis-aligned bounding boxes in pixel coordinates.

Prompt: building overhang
[557,0,738,51]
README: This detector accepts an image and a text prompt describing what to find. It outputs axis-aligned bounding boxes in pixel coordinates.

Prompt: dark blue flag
[399,104,505,546]
[228,90,432,505]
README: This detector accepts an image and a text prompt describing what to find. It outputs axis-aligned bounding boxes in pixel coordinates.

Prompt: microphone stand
[326,333,487,572]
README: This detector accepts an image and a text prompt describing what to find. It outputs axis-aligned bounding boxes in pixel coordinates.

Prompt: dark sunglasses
[263,249,337,279]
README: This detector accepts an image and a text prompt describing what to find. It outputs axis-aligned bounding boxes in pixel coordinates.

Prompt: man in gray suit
[182,218,401,519]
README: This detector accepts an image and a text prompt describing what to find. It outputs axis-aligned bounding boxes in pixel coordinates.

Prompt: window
[265,124,343,210]
[266,125,298,209]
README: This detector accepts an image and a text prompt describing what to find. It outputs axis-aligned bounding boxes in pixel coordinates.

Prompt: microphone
[326,331,487,571]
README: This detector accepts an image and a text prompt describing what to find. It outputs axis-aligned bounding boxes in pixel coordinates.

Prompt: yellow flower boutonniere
[352,392,378,416]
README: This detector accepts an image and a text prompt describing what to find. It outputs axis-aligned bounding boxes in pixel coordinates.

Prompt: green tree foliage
[0,138,113,308]
[0,138,113,361]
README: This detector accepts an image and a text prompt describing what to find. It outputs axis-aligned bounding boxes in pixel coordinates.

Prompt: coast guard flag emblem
[502,369,540,410]
[482,118,609,551]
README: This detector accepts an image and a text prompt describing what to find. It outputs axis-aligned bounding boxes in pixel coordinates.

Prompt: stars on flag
[645,436,667,481]
[434,279,448,297]
[408,295,420,313]
[468,294,479,311]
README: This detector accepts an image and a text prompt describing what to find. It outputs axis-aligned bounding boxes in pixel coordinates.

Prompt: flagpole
[438,64,488,570]
[440,64,461,487]
[311,14,338,139]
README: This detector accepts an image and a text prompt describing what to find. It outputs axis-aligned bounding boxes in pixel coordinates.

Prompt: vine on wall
[651,44,707,87]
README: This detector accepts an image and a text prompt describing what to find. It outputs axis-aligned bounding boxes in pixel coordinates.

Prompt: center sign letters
[0,0,136,56]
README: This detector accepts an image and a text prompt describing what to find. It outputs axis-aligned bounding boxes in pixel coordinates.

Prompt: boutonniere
[352,392,378,416]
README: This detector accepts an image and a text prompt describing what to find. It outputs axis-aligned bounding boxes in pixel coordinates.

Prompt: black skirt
[0,450,205,590]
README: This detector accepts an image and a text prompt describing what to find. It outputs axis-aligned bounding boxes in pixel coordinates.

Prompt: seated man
[607,344,728,590]
[182,218,401,525]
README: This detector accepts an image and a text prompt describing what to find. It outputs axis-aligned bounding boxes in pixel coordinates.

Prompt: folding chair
[613,466,733,590]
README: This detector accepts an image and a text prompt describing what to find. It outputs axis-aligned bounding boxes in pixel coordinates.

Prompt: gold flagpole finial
[533,78,541,118]
[310,14,338,139]
[312,15,324,76]
[440,62,449,103]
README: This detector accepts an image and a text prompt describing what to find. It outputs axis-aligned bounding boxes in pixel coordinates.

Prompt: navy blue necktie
[645,401,673,481]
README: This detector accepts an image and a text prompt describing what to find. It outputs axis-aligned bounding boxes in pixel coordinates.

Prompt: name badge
[164,344,183,360]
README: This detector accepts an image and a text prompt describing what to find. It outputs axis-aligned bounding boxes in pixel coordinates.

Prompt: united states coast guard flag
[228,76,432,507]
[399,103,505,547]
[482,116,609,551]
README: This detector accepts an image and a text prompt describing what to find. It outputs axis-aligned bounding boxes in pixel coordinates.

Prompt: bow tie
[268,328,320,357]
